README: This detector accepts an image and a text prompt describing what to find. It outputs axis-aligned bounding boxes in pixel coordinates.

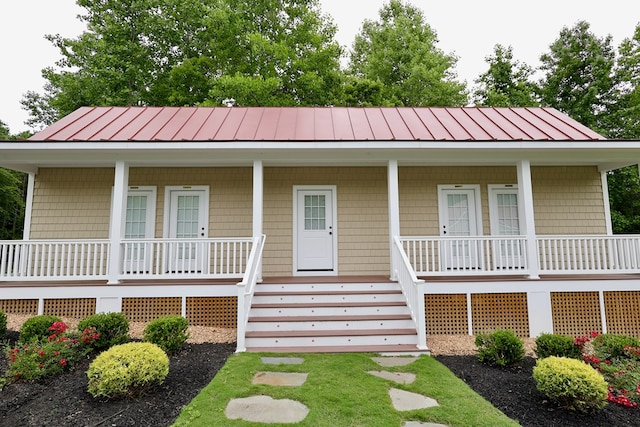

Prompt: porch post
[107,161,129,284]
[601,171,613,235]
[388,160,401,280]
[22,172,36,240]
[253,160,263,280]
[517,160,539,279]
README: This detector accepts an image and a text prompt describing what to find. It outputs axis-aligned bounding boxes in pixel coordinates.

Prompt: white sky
[1,0,639,133]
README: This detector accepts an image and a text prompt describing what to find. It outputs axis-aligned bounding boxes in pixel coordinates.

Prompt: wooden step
[246,344,422,354]
[245,329,417,338]
[248,314,412,322]
[251,301,407,308]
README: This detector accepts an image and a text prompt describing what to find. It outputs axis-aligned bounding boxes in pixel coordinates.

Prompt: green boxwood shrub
[533,356,608,412]
[0,310,7,336]
[143,315,189,354]
[77,312,129,351]
[591,334,640,361]
[535,333,582,359]
[19,315,62,342]
[87,342,169,399]
[475,329,524,366]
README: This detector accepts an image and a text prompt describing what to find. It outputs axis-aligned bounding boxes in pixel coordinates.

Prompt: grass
[172,353,519,427]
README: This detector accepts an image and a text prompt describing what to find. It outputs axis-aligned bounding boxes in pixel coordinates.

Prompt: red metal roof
[29,106,606,142]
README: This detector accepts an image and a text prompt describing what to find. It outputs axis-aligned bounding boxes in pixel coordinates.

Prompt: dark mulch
[2,332,639,426]
[0,330,235,427]
[437,355,639,427]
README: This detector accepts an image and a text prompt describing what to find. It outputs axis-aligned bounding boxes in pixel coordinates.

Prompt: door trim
[162,185,209,238]
[292,185,338,276]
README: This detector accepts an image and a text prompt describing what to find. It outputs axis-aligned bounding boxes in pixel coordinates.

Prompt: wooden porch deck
[2,273,640,288]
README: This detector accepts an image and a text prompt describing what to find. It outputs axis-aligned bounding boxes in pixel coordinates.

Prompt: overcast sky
[1,0,639,133]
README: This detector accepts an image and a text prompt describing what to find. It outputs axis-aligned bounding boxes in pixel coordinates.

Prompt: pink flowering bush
[573,331,640,409]
[5,321,100,382]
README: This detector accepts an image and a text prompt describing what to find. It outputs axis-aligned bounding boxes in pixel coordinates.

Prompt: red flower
[59,358,67,366]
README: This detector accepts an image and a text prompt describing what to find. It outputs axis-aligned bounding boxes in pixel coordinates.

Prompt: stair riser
[252,293,405,304]
[245,334,419,348]
[250,306,410,317]
[246,319,417,332]
[255,283,400,293]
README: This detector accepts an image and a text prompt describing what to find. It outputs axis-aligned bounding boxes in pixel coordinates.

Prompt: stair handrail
[393,235,428,350]
[235,234,266,352]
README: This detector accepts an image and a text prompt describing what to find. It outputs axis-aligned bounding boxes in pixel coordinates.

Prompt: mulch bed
[1,331,639,426]
[437,355,639,427]
[0,330,235,427]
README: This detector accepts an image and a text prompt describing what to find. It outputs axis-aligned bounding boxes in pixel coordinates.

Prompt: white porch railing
[392,236,427,350]
[400,236,529,276]
[236,234,266,352]
[120,238,254,279]
[1,237,256,281]
[538,235,640,274]
[0,240,110,280]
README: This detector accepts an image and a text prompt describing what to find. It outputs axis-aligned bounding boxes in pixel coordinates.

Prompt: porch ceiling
[1,141,640,173]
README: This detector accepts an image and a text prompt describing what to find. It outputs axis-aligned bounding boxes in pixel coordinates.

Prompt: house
[1,106,640,353]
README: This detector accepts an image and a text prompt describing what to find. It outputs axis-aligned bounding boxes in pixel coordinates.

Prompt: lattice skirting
[425,294,468,335]
[122,297,182,322]
[471,293,529,338]
[43,298,96,319]
[0,299,38,315]
[604,291,640,337]
[425,293,529,337]
[551,291,602,336]
[186,297,237,328]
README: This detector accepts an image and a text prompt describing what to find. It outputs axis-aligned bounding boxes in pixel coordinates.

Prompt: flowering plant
[5,321,100,382]
[573,331,640,409]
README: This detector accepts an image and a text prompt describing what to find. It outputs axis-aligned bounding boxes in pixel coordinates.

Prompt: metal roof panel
[29,106,607,143]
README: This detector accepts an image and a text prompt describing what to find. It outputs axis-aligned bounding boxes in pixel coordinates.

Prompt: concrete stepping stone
[226,395,309,423]
[261,356,304,365]
[372,356,418,367]
[367,370,416,384]
[252,371,308,386]
[402,422,448,427]
[389,388,439,411]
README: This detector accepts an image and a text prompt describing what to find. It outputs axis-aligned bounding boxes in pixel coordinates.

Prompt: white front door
[295,188,335,272]
[166,187,209,272]
[438,186,482,269]
[489,185,524,269]
[123,186,156,273]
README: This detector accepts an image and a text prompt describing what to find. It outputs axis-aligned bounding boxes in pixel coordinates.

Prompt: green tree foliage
[347,0,467,106]
[473,44,538,107]
[22,0,342,126]
[609,24,640,139]
[0,120,27,240]
[537,21,616,132]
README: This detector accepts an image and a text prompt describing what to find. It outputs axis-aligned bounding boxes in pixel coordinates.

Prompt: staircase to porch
[244,279,422,353]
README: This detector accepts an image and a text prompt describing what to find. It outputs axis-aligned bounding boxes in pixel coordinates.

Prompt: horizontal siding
[263,167,389,276]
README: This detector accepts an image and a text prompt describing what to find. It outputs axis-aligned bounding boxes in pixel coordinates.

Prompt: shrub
[533,356,608,412]
[535,333,582,359]
[0,310,6,336]
[77,312,129,351]
[19,315,61,342]
[475,329,524,367]
[143,315,189,353]
[5,321,98,381]
[591,334,640,361]
[86,342,169,399]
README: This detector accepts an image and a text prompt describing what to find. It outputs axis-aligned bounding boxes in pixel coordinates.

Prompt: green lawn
[172,353,519,427]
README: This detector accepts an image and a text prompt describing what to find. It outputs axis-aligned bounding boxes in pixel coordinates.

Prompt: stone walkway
[224,356,448,426]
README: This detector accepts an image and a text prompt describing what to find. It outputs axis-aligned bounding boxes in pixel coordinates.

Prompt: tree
[608,24,640,139]
[473,44,538,107]
[192,0,343,107]
[347,0,467,106]
[22,0,343,126]
[0,121,28,240]
[537,21,615,132]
